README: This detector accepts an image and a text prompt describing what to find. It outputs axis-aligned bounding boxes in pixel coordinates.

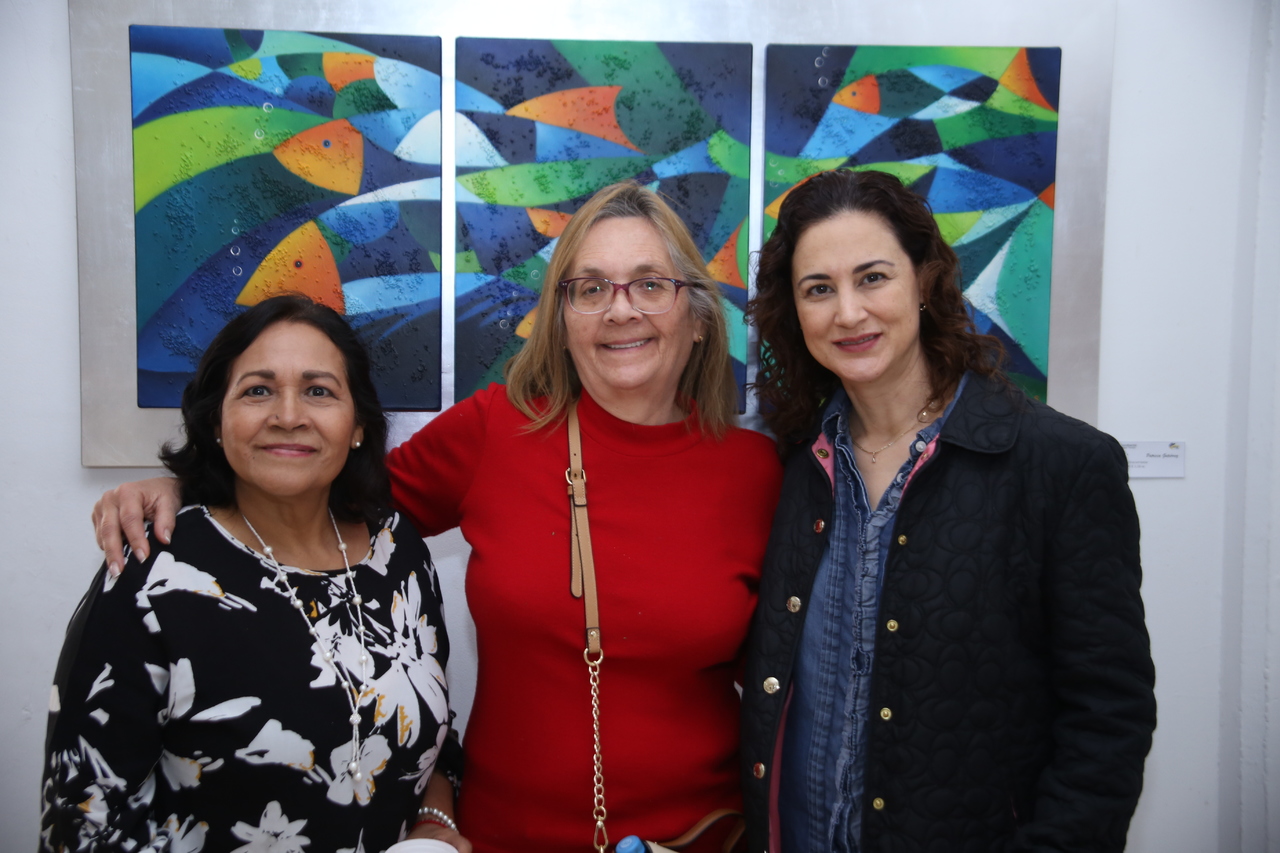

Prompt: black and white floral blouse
[41,506,451,853]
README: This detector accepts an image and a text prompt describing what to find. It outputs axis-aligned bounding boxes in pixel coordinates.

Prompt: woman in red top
[93,182,782,853]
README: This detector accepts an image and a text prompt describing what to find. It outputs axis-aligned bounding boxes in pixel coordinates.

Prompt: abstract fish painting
[130,26,443,409]
[766,45,1060,399]
[454,38,752,404]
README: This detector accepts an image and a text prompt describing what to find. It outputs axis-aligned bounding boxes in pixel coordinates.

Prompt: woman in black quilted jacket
[742,168,1155,853]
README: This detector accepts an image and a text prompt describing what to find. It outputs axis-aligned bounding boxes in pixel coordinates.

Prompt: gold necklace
[851,404,936,463]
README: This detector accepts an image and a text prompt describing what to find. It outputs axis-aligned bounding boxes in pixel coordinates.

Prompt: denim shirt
[779,377,966,852]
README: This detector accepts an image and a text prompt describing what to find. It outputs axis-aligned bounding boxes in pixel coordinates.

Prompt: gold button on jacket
[763,677,780,694]
[786,596,802,613]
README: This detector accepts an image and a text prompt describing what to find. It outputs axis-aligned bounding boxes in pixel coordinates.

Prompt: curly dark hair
[749,169,1004,440]
[159,295,391,524]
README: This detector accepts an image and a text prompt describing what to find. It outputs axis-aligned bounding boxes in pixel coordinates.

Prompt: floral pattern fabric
[41,506,450,853]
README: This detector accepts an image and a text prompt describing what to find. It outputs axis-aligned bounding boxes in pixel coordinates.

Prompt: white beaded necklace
[241,508,373,783]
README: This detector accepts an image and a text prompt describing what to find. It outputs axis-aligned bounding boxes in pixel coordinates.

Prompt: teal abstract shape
[253,31,370,58]
[704,175,750,258]
[995,201,1054,373]
[134,154,342,327]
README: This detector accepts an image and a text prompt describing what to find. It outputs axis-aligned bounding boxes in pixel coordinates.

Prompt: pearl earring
[353,440,362,449]
[216,437,222,446]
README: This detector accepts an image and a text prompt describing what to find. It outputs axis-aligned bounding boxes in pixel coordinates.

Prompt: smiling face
[562,216,705,424]
[792,210,928,397]
[217,321,363,507]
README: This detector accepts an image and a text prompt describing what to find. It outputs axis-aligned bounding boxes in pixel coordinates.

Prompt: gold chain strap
[568,403,609,852]
[587,648,608,852]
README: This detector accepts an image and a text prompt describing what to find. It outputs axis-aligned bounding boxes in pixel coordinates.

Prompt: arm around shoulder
[387,385,502,536]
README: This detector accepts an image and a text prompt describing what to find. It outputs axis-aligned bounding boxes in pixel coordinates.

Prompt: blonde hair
[504,181,737,436]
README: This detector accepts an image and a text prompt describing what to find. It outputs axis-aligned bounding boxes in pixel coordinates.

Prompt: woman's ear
[352,425,365,450]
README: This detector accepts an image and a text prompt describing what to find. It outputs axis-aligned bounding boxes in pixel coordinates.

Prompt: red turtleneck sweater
[387,384,781,852]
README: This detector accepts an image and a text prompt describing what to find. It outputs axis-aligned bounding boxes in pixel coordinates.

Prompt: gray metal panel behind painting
[72,0,1115,465]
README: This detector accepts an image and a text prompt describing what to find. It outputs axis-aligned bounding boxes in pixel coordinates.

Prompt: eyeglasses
[558,277,690,315]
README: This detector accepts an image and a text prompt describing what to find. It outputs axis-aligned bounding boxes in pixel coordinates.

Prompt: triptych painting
[130,28,1059,409]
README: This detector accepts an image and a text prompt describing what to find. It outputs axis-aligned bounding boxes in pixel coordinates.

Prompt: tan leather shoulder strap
[566,402,601,656]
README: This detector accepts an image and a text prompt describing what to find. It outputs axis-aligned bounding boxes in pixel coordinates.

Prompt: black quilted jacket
[741,375,1156,853]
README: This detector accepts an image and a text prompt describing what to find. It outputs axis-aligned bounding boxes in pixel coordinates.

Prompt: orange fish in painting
[237,220,344,311]
[273,119,365,195]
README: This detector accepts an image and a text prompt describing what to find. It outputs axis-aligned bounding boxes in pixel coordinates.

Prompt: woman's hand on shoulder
[406,820,472,853]
[92,477,181,576]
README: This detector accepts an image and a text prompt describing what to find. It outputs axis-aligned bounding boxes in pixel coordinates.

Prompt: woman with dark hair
[44,296,466,853]
[741,169,1156,852]
[90,183,781,853]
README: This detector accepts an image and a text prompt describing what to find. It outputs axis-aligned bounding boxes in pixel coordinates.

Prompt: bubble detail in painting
[130,26,443,410]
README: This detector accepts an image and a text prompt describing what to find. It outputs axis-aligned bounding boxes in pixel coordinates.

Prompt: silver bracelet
[416,806,458,833]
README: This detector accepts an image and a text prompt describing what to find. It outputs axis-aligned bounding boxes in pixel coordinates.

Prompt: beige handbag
[566,403,745,853]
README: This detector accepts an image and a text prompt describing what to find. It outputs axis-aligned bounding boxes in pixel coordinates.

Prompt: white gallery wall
[1,0,1276,849]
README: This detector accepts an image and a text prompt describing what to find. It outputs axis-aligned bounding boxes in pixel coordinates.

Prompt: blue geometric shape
[925,166,1035,214]
[1025,48,1062,112]
[947,132,1058,195]
[800,103,897,159]
[463,112,536,165]
[456,202,550,275]
[536,123,641,162]
[456,81,506,114]
[908,64,983,92]
[652,139,722,179]
[455,38,588,108]
[284,75,336,116]
[132,74,293,127]
[343,273,440,313]
[319,199,401,245]
[131,53,215,118]
[657,41,753,143]
[360,141,440,194]
[130,24,234,68]
[374,59,441,114]
[849,118,944,164]
[765,44,858,157]
[348,109,427,154]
